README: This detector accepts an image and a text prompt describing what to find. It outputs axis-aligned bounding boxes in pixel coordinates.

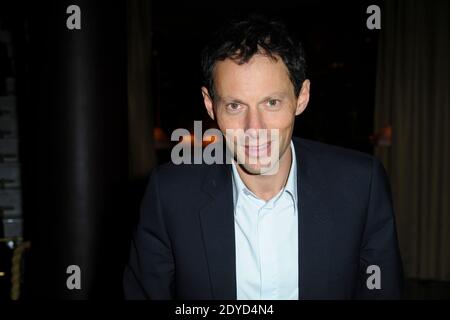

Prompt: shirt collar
[231,140,298,215]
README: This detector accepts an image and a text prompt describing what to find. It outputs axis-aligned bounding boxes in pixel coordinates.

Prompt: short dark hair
[201,16,307,100]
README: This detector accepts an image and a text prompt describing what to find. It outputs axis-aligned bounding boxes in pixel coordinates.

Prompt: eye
[226,103,241,112]
[267,99,280,107]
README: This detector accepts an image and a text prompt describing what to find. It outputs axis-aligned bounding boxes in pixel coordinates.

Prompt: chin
[238,163,263,175]
[236,157,281,176]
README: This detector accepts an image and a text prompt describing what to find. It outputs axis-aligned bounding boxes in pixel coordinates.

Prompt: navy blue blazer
[123,137,403,299]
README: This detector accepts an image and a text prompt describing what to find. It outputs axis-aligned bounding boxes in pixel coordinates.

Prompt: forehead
[213,54,294,98]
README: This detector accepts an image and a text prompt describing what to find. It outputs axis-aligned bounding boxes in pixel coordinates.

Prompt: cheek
[264,115,295,146]
[216,111,244,131]
[264,109,296,132]
[217,118,239,141]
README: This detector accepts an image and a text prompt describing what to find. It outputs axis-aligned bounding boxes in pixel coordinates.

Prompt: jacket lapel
[295,139,333,299]
[198,163,237,299]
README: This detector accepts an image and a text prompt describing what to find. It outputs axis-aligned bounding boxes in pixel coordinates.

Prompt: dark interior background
[0,0,448,300]
[151,0,379,155]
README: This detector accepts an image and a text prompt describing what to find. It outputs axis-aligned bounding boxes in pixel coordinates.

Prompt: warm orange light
[181,134,195,144]
[202,134,220,146]
[370,125,392,146]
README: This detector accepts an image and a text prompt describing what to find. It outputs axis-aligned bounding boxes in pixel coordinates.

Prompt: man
[123,17,403,299]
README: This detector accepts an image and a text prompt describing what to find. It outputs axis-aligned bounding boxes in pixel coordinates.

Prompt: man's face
[202,54,310,174]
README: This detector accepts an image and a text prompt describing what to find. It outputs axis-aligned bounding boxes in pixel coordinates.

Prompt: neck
[236,145,293,201]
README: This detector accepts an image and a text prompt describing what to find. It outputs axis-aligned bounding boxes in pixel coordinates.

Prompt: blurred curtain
[374,0,449,280]
[127,0,156,178]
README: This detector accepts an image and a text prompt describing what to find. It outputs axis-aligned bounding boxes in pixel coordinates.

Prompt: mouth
[243,141,272,158]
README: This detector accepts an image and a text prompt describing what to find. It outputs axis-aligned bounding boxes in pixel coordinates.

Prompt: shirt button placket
[259,205,274,299]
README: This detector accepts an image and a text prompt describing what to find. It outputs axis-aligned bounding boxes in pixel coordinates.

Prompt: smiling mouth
[243,141,272,158]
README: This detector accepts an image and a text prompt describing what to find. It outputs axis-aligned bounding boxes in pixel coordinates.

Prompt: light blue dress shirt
[232,141,299,300]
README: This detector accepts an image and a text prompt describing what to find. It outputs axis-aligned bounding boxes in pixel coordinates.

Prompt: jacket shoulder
[149,161,225,197]
[294,137,376,169]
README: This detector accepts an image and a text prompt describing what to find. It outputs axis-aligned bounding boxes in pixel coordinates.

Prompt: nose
[244,107,265,137]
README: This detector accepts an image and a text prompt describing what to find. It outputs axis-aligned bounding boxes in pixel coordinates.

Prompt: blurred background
[0,0,448,299]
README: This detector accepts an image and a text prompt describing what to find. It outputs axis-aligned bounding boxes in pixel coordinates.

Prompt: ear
[201,87,215,120]
[295,80,310,116]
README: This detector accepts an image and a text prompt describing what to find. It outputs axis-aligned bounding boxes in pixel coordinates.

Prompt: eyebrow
[219,92,288,105]
[220,97,247,105]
